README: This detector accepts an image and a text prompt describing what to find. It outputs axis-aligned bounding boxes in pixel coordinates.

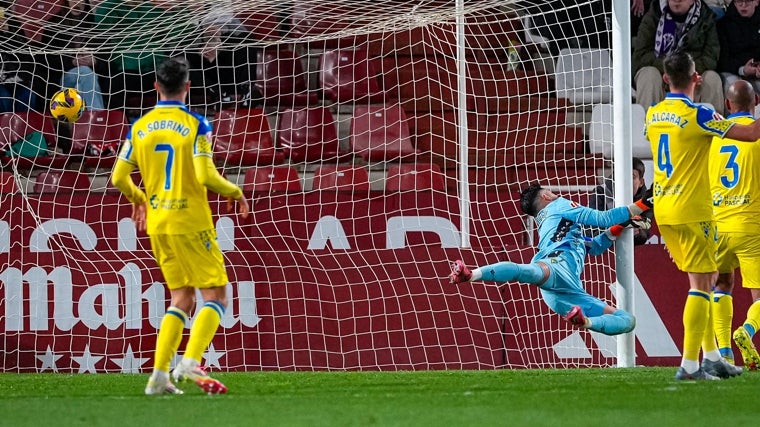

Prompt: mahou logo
[0,217,260,332]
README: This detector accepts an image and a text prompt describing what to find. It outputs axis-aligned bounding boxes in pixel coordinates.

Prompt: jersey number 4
[657,134,674,178]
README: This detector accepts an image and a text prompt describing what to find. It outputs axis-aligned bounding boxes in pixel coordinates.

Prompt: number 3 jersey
[118,100,216,235]
[645,93,734,225]
[709,112,760,233]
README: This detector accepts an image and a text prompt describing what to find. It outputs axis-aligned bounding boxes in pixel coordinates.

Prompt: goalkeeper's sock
[154,306,187,372]
[587,309,635,335]
[477,261,544,284]
[184,300,225,363]
[711,291,734,360]
[682,290,710,372]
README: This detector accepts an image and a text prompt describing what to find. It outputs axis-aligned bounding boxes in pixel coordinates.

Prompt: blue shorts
[537,254,607,318]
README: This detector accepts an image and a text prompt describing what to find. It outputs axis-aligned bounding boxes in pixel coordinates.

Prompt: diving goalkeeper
[449,183,651,336]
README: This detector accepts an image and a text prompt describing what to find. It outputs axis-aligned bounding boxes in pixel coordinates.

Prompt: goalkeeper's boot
[701,357,742,378]
[674,367,720,381]
[145,373,183,395]
[733,327,760,371]
[564,306,588,328]
[173,361,227,395]
[449,260,472,284]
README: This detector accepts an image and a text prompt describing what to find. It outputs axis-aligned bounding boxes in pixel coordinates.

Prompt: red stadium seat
[213,109,284,168]
[277,106,350,163]
[254,47,318,107]
[34,170,91,194]
[70,109,129,169]
[385,163,446,192]
[236,11,281,41]
[242,166,301,193]
[311,165,370,192]
[349,104,418,162]
[12,0,63,42]
[319,49,385,103]
[0,171,18,193]
[0,111,66,170]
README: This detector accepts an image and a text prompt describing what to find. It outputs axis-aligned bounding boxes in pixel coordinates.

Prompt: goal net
[0,0,624,373]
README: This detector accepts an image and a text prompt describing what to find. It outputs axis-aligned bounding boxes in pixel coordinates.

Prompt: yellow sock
[184,301,224,363]
[702,293,719,354]
[683,290,710,362]
[154,306,187,372]
[744,299,760,337]
[711,291,733,356]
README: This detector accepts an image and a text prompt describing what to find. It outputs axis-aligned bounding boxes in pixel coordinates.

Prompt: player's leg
[712,273,735,363]
[734,288,760,370]
[660,223,720,380]
[172,229,229,394]
[732,240,760,370]
[542,286,635,336]
[145,234,191,395]
[713,233,739,363]
[449,259,549,285]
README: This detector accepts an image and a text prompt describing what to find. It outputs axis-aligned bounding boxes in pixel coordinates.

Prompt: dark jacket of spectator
[633,0,719,75]
[716,1,760,75]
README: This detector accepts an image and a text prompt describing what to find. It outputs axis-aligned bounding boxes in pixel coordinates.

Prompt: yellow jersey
[645,93,735,225]
[710,112,760,233]
[116,100,225,235]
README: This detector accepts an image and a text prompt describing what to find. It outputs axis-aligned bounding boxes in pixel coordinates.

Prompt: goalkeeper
[111,57,250,395]
[449,183,651,336]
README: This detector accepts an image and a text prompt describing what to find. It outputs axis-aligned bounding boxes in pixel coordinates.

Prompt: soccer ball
[49,88,85,123]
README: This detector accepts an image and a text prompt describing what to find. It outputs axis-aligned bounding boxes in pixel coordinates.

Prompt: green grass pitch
[0,368,754,426]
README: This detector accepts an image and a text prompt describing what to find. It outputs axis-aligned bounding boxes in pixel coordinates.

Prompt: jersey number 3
[719,145,739,189]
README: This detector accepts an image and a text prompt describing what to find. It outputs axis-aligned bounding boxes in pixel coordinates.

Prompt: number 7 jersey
[118,100,216,235]
[645,93,734,225]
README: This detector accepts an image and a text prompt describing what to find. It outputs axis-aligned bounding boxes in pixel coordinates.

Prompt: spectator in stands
[589,157,654,246]
[179,23,260,116]
[41,0,106,111]
[717,0,760,95]
[632,0,653,39]
[181,28,243,116]
[632,0,724,113]
[706,0,728,18]
[0,7,37,113]
[93,0,195,110]
[522,0,611,56]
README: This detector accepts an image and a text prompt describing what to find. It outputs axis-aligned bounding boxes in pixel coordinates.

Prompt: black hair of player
[156,57,189,96]
[520,183,543,217]
[663,51,694,90]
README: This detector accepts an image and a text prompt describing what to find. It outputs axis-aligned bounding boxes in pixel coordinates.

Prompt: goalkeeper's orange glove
[628,185,654,216]
[606,215,652,240]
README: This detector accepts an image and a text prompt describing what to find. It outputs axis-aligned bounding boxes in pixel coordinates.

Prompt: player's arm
[111,158,149,231]
[193,153,250,218]
[584,215,652,255]
[724,119,760,142]
[111,158,147,206]
[565,199,650,228]
[193,155,242,198]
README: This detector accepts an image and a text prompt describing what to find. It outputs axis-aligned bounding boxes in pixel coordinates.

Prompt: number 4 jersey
[645,93,734,225]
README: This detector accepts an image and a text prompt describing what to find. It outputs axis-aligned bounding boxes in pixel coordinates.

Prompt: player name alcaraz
[648,111,688,128]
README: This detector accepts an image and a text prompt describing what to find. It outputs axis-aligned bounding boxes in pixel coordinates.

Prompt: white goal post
[0,0,639,372]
